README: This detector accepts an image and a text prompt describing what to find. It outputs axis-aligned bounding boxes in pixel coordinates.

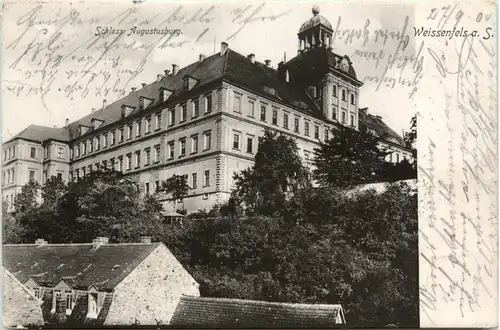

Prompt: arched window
[351,93,355,105]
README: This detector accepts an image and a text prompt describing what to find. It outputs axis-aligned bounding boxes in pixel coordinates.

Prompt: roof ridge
[180,295,342,309]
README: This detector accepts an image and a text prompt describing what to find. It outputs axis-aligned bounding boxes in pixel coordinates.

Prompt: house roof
[170,296,346,327]
[358,110,407,148]
[2,243,160,291]
[7,124,70,143]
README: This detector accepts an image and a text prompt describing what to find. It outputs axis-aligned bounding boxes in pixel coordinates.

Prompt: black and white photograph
[1,0,497,328]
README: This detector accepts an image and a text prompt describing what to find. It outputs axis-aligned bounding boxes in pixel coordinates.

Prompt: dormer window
[91,119,104,130]
[87,292,98,318]
[79,125,90,136]
[159,88,172,102]
[183,75,199,91]
[121,105,134,118]
[139,97,153,110]
[65,291,73,315]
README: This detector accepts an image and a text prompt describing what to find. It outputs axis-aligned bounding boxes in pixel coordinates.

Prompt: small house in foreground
[2,237,200,326]
[170,295,346,327]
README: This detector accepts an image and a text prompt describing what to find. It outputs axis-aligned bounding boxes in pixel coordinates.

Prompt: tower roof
[298,5,333,34]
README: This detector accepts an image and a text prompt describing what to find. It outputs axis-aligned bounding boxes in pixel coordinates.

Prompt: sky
[2,1,418,141]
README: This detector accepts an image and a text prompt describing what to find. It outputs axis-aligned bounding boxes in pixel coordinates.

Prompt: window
[88,293,98,318]
[155,112,161,130]
[294,117,300,133]
[29,170,36,182]
[233,133,240,150]
[314,125,319,139]
[191,173,197,189]
[144,148,151,165]
[342,88,346,101]
[260,105,266,121]
[168,142,175,159]
[233,93,242,113]
[248,100,255,117]
[168,109,175,126]
[203,131,211,150]
[118,157,123,172]
[154,145,160,163]
[43,171,47,183]
[87,139,92,153]
[119,127,124,142]
[202,193,209,200]
[44,146,49,159]
[81,142,86,155]
[65,291,73,314]
[110,131,115,145]
[342,111,347,123]
[95,136,100,150]
[304,122,310,136]
[332,106,338,120]
[145,117,152,133]
[272,109,278,125]
[57,147,64,159]
[155,180,160,192]
[82,167,86,176]
[13,146,16,158]
[57,172,63,180]
[11,169,15,183]
[30,147,37,158]
[246,137,253,153]
[126,154,132,170]
[191,135,198,153]
[136,121,142,137]
[350,114,355,126]
[396,153,400,162]
[325,129,329,141]
[145,182,150,195]
[204,170,210,187]
[55,290,62,300]
[179,139,186,156]
[205,94,212,113]
[332,84,337,97]
[283,113,289,129]
[69,171,73,181]
[88,165,93,173]
[351,93,355,105]
[192,100,200,118]
[127,124,133,139]
[103,134,108,148]
[3,150,6,161]
[34,288,41,299]
[180,103,187,122]
[135,151,141,167]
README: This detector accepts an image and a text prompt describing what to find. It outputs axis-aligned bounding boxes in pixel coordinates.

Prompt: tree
[41,176,68,210]
[161,174,190,212]
[2,200,23,244]
[13,180,41,214]
[313,126,387,187]
[404,114,417,169]
[231,130,311,215]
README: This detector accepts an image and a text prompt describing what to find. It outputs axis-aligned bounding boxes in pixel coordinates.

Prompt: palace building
[1,6,412,213]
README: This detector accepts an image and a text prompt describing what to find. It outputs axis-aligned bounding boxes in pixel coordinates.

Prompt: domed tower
[297,5,333,53]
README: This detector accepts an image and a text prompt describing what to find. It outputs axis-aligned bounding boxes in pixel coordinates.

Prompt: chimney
[220,42,228,56]
[172,64,179,75]
[247,53,255,64]
[141,83,146,88]
[199,54,206,63]
[157,74,164,82]
[102,99,107,109]
[140,236,152,244]
[265,59,271,67]
[131,87,137,93]
[65,118,70,127]
[164,69,171,76]
[35,239,47,247]
[285,69,290,83]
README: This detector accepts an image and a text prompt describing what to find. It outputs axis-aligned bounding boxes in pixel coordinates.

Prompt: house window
[55,290,62,300]
[204,131,211,150]
[82,142,86,155]
[44,146,49,159]
[88,165,93,173]
[119,127,124,143]
[179,139,186,157]
[136,121,142,137]
[260,105,266,121]
[332,106,338,120]
[43,171,47,183]
[146,117,152,133]
[29,170,36,182]
[3,150,6,161]
[103,134,108,148]
[110,131,115,145]
[248,100,255,117]
[192,100,200,118]
[191,173,197,189]
[350,114,355,126]
[127,124,133,139]
[342,111,347,123]
[294,117,300,133]
[272,109,278,125]
[144,148,151,165]
[154,145,160,163]
[168,142,175,159]
[88,139,93,153]
[30,147,37,158]
[95,136,100,150]
[168,109,175,126]
[325,129,329,141]
[180,103,187,122]
[34,288,41,299]
[145,182,150,195]
[304,122,310,136]
[233,93,242,113]
[135,151,141,167]
[118,157,123,172]
[342,88,346,101]
[351,93,355,105]
[57,147,64,159]
[396,153,400,162]
[332,84,337,97]
[246,137,253,154]
[205,94,212,113]
[57,172,63,180]
[82,167,86,176]
[283,113,289,129]
[155,180,160,192]
[155,112,162,130]
[126,154,132,170]
[65,291,73,314]
[88,293,98,318]
[314,125,319,139]
[233,133,240,150]
[191,135,198,153]
[204,170,210,187]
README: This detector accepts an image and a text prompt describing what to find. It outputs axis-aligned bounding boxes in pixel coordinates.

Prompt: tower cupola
[297,5,333,53]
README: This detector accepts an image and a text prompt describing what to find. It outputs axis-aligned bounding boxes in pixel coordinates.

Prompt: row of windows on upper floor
[308,84,357,104]
[29,287,99,318]
[71,112,162,159]
[3,144,66,162]
[167,94,213,127]
[3,146,16,161]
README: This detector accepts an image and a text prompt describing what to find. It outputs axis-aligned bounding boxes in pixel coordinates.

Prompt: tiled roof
[8,124,70,143]
[358,110,407,148]
[3,243,160,291]
[170,296,346,327]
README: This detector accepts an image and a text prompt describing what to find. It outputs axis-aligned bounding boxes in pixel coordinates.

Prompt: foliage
[313,126,388,188]
[41,176,68,210]
[161,174,190,201]
[13,180,41,214]
[2,200,24,244]
[404,114,418,169]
